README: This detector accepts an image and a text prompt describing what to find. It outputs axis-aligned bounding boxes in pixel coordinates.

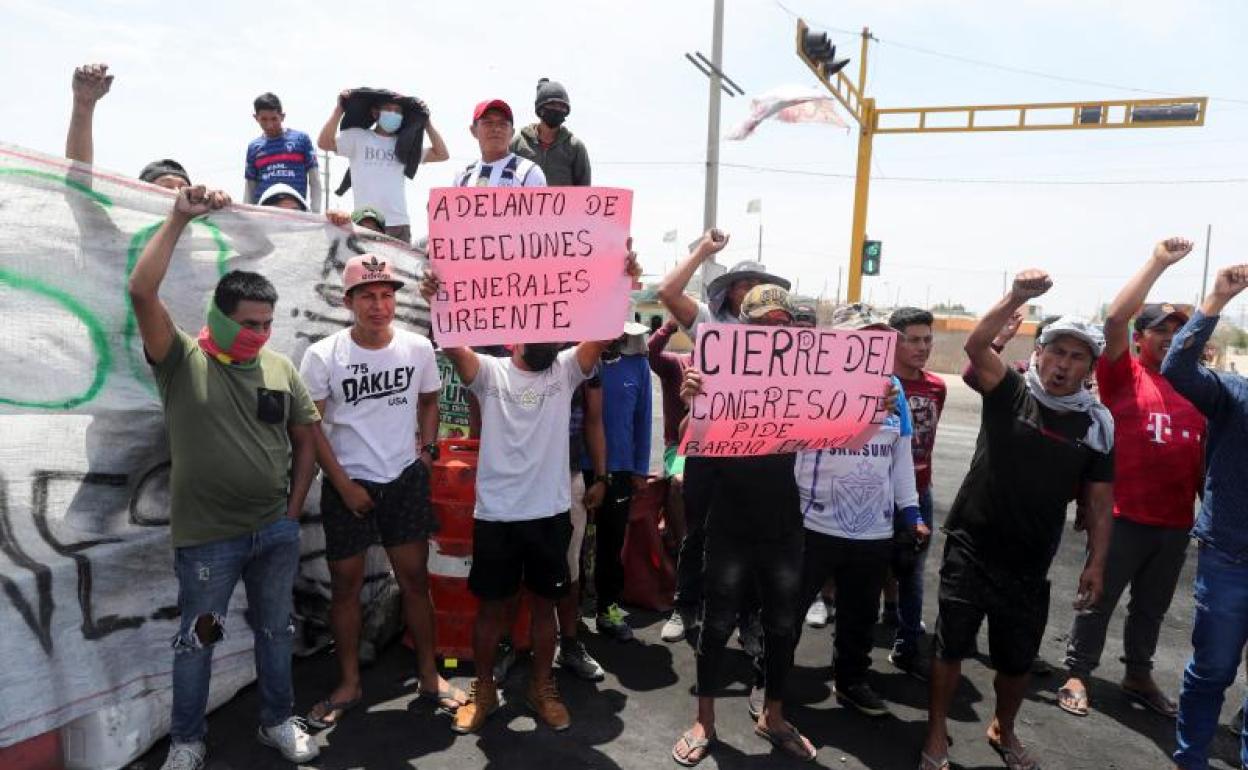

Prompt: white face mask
[377,111,403,133]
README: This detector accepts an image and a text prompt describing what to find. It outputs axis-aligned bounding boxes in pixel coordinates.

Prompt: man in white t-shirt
[299,254,464,730]
[420,245,642,736]
[453,99,548,188]
[317,89,450,243]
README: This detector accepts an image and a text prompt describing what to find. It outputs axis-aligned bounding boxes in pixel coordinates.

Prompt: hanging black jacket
[334,88,428,196]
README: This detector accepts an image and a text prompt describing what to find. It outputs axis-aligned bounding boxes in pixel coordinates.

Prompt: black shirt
[945,368,1114,576]
[701,453,803,541]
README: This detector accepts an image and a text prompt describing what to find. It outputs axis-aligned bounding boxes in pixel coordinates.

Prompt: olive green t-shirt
[151,329,320,547]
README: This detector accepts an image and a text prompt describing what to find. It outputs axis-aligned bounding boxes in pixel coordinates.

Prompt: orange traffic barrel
[431,439,479,504]
[419,439,532,666]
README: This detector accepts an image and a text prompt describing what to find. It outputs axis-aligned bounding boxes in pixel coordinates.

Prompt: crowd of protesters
[62,61,1248,770]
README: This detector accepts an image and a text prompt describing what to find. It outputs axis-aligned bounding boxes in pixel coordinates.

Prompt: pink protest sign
[426,187,633,346]
[679,323,896,457]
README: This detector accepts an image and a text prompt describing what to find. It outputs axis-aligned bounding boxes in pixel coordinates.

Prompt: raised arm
[1103,237,1194,362]
[422,118,450,163]
[66,63,113,164]
[577,238,644,374]
[965,270,1052,394]
[418,269,480,383]
[317,90,350,152]
[657,229,729,329]
[1161,264,1248,415]
[127,186,231,363]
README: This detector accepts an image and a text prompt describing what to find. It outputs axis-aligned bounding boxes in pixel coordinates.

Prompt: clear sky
[4,0,1246,320]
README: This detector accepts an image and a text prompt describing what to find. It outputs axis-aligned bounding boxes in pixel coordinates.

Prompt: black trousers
[673,457,712,609]
[696,525,804,700]
[795,531,892,687]
[591,472,634,611]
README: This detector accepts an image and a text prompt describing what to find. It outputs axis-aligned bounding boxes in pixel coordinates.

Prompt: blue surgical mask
[377,111,403,133]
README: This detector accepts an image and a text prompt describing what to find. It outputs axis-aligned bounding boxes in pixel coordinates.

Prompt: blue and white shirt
[245,129,317,202]
[794,377,921,540]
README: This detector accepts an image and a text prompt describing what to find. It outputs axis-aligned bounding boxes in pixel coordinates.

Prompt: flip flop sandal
[754,723,817,762]
[672,730,715,767]
[1122,685,1178,718]
[1056,686,1089,717]
[306,696,361,729]
[919,751,951,770]
[418,685,468,712]
[988,736,1042,770]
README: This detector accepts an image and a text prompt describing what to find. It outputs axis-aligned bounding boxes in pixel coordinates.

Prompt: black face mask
[521,343,560,371]
[538,108,567,129]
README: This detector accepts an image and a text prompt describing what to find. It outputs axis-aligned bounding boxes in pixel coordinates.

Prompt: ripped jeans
[171,516,301,742]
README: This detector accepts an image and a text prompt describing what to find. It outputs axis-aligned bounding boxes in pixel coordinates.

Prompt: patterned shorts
[320,462,437,561]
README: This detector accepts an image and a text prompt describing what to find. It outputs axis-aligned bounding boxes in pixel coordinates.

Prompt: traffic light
[861,240,881,276]
[1132,103,1202,123]
[801,29,851,79]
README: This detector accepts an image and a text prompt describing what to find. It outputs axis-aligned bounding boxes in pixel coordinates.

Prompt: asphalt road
[132,376,1245,770]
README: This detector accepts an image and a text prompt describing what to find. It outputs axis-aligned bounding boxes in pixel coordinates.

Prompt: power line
[772,1,1248,106]
[596,159,1248,186]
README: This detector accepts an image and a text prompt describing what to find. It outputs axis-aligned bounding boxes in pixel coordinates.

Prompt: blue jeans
[170,516,301,742]
[1175,542,1248,770]
[893,487,933,659]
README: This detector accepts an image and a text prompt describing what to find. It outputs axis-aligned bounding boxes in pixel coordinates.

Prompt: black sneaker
[836,681,891,717]
[556,638,605,682]
[888,650,931,682]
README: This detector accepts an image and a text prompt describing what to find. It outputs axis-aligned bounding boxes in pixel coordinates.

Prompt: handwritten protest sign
[426,187,633,346]
[679,323,896,457]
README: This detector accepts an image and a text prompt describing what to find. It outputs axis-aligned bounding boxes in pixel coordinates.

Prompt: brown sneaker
[452,679,499,734]
[526,676,571,731]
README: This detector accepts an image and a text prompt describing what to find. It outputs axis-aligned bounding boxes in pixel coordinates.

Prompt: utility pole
[703,0,724,234]
[1201,223,1213,301]
[795,19,1209,303]
[321,151,332,212]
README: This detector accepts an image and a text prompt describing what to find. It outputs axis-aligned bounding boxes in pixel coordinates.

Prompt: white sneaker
[661,607,697,643]
[660,610,686,642]
[160,741,206,770]
[805,597,829,628]
[257,717,320,763]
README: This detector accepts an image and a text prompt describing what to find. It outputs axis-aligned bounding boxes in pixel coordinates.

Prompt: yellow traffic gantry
[794,19,1208,303]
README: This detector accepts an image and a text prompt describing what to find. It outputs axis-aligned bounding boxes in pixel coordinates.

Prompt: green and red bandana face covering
[197,302,268,367]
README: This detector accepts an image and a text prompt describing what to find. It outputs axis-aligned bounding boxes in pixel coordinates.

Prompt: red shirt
[1096,352,1204,529]
[898,371,946,492]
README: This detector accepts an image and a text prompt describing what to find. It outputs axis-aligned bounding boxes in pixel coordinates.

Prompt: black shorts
[468,512,573,602]
[933,539,1050,677]
[320,462,436,562]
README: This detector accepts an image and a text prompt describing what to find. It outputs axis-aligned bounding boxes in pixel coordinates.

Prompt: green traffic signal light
[862,240,881,275]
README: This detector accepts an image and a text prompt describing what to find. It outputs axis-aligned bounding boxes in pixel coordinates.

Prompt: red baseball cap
[473,99,513,124]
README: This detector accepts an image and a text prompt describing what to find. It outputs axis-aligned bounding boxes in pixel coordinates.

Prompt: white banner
[0,143,428,747]
[726,85,849,140]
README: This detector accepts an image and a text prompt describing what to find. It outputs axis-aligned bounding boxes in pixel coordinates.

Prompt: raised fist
[72,63,113,105]
[1010,269,1053,302]
[1152,237,1194,266]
